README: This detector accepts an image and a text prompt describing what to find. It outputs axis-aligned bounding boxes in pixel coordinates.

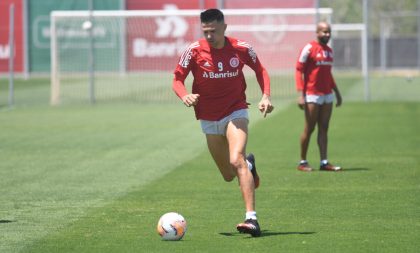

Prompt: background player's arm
[295,43,311,110]
[332,85,342,107]
[295,69,305,110]
[330,75,342,107]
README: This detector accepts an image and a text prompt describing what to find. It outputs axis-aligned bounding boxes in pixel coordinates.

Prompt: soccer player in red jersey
[295,21,343,172]
[172,9,273,237]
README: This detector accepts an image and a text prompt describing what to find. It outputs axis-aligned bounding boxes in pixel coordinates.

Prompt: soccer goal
[50,8,342,105]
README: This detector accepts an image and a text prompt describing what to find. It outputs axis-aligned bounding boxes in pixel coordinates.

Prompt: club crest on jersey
[229,57,240,68]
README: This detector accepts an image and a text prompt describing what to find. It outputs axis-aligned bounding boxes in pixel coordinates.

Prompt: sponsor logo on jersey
[202,69,239,79]
[203,61,211,67]
[323,50,333,58]
[316,61,333,66]
[316,50,333,65]
[229,57,239,68]
[317,51,333,59]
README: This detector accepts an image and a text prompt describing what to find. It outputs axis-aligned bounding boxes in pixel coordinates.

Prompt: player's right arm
[173,75,200,107]
[295,70,306,110]
[295,43,312,110]
[172,43,200,107]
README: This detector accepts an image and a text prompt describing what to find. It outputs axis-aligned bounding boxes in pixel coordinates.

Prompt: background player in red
[172,9,273,237]
[295,21,343,172]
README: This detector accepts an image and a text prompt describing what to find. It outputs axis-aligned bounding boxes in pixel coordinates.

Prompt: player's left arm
[255,66,274,117]
[331,77,342,107]
[242,44,274,117]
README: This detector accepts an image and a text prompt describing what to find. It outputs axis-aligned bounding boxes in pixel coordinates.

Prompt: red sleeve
[172,73,189,99]
[295,43,312,92]
[172,43,196,99]
[255,65,270,96]
[243,44,270,96]
[295,69,304,92]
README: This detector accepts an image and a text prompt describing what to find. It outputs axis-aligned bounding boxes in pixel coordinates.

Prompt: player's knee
[305,125,316,134]
[229,156,249,179]
[222,174,235,182]
[229,155,244,170]
[318,123,329,133]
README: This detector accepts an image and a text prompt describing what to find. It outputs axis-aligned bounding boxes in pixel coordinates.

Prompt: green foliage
[320,0,419,35]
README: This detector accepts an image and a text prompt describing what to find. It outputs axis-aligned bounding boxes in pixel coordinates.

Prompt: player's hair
[200,9,224,23]
[316,21,331,32]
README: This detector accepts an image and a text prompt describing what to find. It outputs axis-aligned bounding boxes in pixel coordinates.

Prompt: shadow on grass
[0,220,15,224]
[219,230,315,237]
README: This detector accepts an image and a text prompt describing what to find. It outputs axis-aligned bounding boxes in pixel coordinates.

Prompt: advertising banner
[0,0,24,73]
[125,0,217,71]
[125,0,317,71]
[28,0,122,72]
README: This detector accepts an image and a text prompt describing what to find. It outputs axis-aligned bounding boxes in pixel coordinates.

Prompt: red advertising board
[224,0,314,8]
[127,0,217,10]
[126,0,316,71]
[126,0,216,71]
[0,0,24,72]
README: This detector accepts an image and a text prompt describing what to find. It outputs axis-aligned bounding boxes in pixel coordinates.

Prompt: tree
[320,0,419,36]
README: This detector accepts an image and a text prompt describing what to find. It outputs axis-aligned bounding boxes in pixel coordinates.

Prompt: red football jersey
[173,37,270,121]
[295,40,336,95]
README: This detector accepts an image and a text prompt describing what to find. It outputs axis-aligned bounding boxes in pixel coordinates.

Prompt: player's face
[317,24,331,45]
[202,21,227,49]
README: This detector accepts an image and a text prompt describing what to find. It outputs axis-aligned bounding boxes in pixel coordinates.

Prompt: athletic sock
[246,211,257,220]
[246,159,253,171]
[300,160,308,165]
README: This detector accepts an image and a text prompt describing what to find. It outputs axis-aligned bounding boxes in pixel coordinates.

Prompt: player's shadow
[0,220,15,224]
[219,230,315,237]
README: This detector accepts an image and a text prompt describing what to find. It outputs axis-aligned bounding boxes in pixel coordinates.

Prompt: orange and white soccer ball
[157,212,187,241]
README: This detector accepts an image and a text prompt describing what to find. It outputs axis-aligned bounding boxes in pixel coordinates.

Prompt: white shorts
[305,93,334,105]
[200,109,249,135]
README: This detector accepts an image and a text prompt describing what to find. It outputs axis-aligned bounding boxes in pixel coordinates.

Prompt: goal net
[50,8,335,105]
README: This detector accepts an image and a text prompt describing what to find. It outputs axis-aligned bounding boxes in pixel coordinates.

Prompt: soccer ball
[82,20,92,30]
[157,212,187,241]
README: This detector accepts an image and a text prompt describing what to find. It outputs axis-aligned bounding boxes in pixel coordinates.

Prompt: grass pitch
[0,75,419,252]
[1,101,419,252]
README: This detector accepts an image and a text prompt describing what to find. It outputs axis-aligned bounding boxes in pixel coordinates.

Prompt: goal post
[49,8,367,105]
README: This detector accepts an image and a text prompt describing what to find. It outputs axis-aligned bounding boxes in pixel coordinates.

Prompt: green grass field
[0,75,419,252]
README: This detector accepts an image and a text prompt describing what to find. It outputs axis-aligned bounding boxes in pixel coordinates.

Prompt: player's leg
[301,102,319,159]
[225,118,254,212]
[225,118,261,237]
[205,134,236,182]
[317,102,333,161]
[298,102,319,171]
[318,102,341,171]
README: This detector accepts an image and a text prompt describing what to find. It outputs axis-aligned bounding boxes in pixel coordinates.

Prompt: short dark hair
[200,9,224,23]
